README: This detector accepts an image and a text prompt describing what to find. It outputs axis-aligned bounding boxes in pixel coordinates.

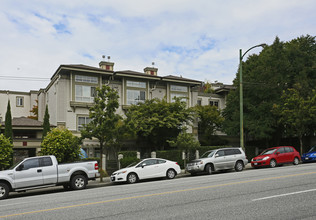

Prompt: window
[75,85,96,102]
[16,97,24,107]
[21,159,39,170]
[126,80,146,105]
[40,157,53,166]
[210,100,219,107]
[216,150,225,157]
[127,90,146,105]
[170,85,188,92]
[75,75,98,84]
[78,116,92,131]
[197,99,202,106]
[277,148,285,154]
[157,159,166,164]
[126,81,146,88]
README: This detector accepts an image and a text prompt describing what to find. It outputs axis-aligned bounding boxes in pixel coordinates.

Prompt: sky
[0,0,315,92]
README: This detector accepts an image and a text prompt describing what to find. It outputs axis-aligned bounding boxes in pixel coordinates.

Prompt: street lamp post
[239,44,266,151]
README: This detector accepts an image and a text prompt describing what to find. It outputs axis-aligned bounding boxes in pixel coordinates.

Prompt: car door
[156,159,168,177]
[136,159,158,179]
[40,157,58,185]
[223,149,236,169]
[285,147,294,162]
[14,158,43,188]
[275,147,286,163]
[213,150,226,170]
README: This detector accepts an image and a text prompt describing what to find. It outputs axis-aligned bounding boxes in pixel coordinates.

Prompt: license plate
[305,158,309,160]
[254,163,258,165]
[187,167,192,170]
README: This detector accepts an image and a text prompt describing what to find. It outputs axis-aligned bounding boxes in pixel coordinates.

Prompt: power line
[0,76,50,81]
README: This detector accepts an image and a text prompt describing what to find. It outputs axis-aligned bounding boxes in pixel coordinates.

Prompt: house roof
[1,117,53,128]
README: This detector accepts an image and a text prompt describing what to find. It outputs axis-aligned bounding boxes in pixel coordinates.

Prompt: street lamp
[239,43,266,151]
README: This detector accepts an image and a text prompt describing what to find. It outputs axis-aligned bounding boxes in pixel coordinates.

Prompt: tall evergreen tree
[4,101,13,143]
[42,105,51,140]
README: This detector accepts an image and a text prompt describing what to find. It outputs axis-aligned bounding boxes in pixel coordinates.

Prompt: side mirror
[276,152,280,155]
[141,163,146,168]
[215,154,219,158]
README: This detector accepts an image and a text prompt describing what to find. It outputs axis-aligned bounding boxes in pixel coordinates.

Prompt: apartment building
[1,60,232,159]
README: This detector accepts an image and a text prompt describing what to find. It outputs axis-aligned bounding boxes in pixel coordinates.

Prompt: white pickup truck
[0,155,100,200]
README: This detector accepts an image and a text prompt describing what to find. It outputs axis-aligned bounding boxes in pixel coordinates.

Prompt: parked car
[0,155,99,200]
[301,146,316,163]
[251,146,300,168]
[111,158,181,184]
[186,148,248,175]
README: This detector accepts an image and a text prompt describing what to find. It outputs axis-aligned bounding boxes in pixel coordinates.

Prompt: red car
[251,146,301,168]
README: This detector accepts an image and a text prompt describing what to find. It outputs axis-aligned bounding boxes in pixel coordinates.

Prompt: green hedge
[120,157,141,168]
[118,151,138,158]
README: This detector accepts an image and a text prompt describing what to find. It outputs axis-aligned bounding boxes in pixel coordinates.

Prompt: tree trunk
[299,136,303,155]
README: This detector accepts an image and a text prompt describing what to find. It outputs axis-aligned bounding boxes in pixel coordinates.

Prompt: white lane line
[0,202,28,207]
[253,188,316,201]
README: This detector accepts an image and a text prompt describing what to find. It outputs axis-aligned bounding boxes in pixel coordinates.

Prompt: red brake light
[175,162,179,165]
[95,163,99,170]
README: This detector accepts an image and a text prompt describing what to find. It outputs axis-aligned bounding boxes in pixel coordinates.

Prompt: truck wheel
[70,175,87,190]
[205,164,212,175]
[0,182,9,200]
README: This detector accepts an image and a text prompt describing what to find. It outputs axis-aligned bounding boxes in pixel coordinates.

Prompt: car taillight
[95,163,99,170]
[175,162,179,165]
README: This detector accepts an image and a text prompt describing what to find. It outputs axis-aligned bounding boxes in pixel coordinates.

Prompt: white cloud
[0,0,315,91]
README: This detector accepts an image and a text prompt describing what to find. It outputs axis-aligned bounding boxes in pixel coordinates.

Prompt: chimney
[144,67,158,76]
[99,55,114,71]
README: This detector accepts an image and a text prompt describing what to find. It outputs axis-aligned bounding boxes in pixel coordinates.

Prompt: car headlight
[196,161,203,165]
[117,170,127,175]
[251,158,254,162]
[313,153,316,156]
[262,156,270,161]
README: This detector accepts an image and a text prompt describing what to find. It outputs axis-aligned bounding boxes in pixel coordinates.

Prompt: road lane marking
[0,202,27,207]
[1,171,316,218]
[252,188,316,201]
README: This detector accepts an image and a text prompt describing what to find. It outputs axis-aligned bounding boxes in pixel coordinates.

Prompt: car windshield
[260,149,277,155]
[308,146,316,152]
[126,161,139,168]
[201,150,216,158]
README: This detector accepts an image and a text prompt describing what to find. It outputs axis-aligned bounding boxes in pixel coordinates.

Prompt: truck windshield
[201,150,215,158]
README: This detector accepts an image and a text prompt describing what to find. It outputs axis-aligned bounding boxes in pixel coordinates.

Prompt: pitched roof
[1,117,43,127]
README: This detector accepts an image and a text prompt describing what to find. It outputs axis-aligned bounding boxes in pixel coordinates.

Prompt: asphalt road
[1,163,316,219]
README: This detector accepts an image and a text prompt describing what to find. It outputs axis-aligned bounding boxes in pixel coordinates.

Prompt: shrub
[120,157,140,168]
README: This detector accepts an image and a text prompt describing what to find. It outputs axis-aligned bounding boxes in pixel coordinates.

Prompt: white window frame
[78,116,92,131]
[75,75,98,84]
[126,80,147,105]
[16,96,24,107]
[75,85,96,103]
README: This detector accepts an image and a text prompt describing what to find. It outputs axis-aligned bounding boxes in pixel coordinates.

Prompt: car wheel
[70,175,87,190]
[127,173,138,184]
[293,157,299,165]
[0,182,9,200]
[205,164,212,175]
[269,159,277,168]
[235,161,244,172]
[166,169,176,179]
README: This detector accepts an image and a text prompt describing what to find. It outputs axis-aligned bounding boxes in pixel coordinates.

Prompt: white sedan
[111,158,181,184]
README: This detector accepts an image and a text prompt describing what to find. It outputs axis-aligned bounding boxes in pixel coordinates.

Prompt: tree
[28,100,38,120]
[273,87,316,154]
[194,105,224,145]
[4,101,13,143]
[125,98,193,151]
[80,85,121,181]
[0,134,13,170]
[223,35,316,149]
[40,128,81,163]
[42,105,50,140]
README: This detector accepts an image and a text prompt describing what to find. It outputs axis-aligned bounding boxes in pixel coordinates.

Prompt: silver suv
[186,148,248,175]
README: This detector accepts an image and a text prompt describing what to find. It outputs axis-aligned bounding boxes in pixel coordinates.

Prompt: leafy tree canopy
[223,35,316,146]
[40,128,81,163]
[0,134,13,169]
[125,98,193,150]
[80,85,121,180]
